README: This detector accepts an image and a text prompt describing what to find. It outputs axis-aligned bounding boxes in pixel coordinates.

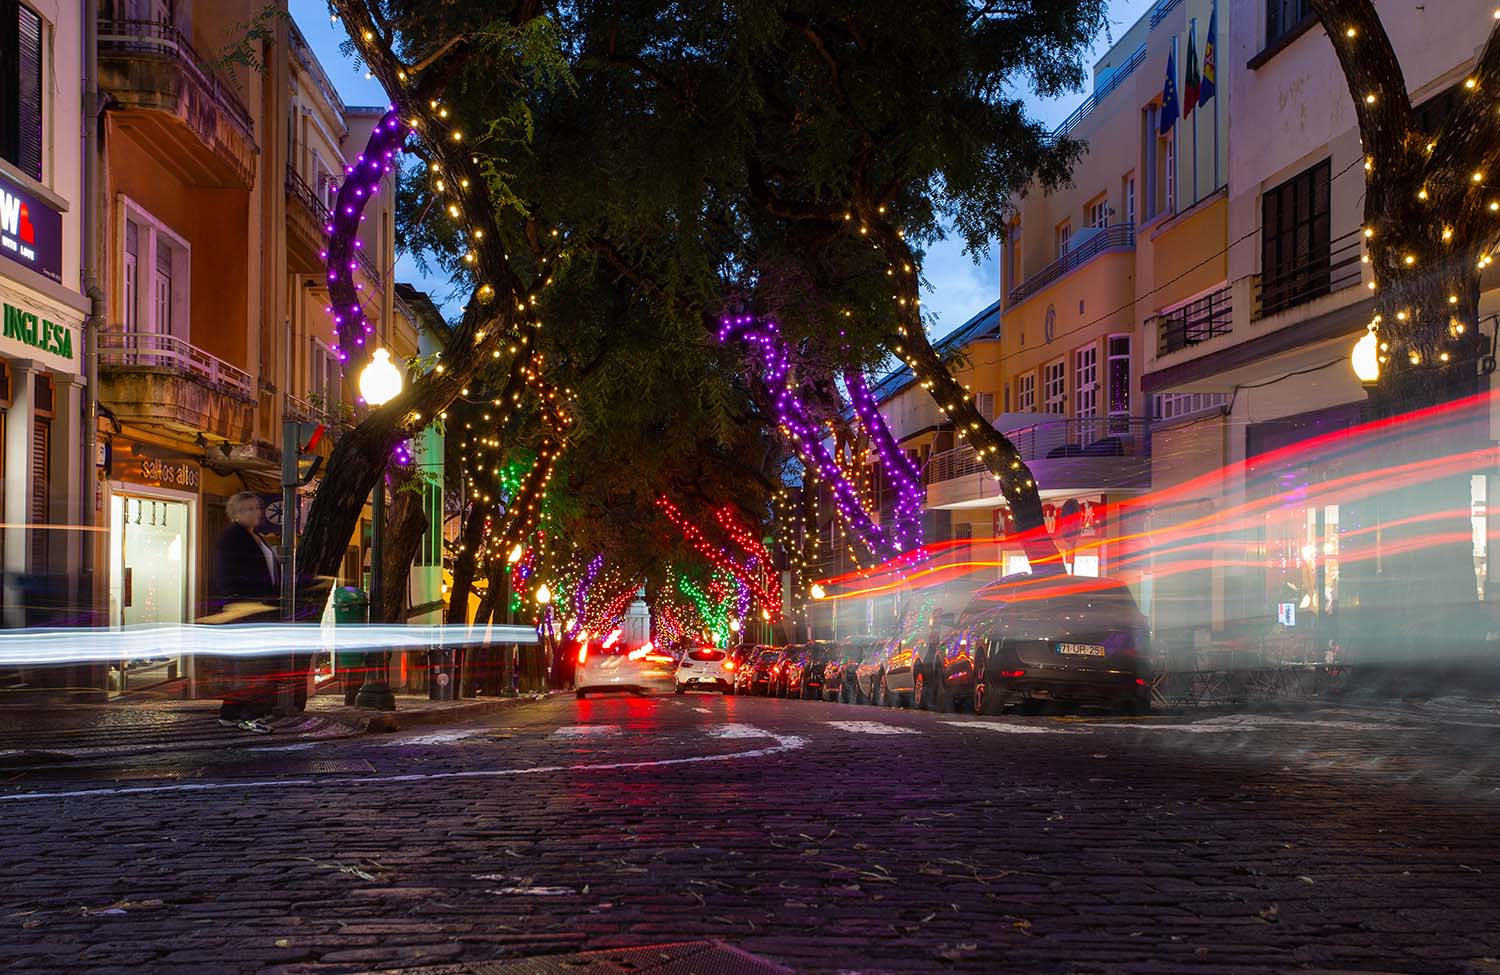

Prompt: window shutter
[29,417,47,572]
[156,239,173,274]
[126,219,138,257]
[11,4,42,181]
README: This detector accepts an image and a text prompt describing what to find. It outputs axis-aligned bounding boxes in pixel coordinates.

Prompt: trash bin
[428,645,456,702]
[333,587,368,705]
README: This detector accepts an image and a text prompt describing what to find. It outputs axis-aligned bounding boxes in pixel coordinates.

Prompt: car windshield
[758,650,780,663]
[685,649,725,661]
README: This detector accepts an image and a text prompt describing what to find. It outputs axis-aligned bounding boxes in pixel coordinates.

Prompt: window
[1152,391,1227,420]
[1260,158,1332,316]
[1016,372,1035,413]
[1055,220,1073,258]
[1107,335,1131,433]
[1005,220,1022,297]
[1123,173,1136,227]
[123,222,139,331]
[119,201,190,338]
[1087,196,1110,230]
[310,339,339,410]
[1043,360,1066,415]
[1075,345,1098,441]
[975,391,995,421]
[953,523,973,542]
[1266,0,1312,48]
[0,2,43,181]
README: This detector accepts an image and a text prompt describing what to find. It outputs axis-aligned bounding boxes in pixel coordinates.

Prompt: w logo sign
[0,190,30,243]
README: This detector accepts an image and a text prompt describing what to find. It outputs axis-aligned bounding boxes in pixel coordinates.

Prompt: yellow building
[93,2,401,697]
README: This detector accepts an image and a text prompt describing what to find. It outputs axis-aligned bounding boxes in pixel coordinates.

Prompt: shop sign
[113,446,200,490]
[0,173,62,283]
[991,495,1106,542]
[2,301,73,360]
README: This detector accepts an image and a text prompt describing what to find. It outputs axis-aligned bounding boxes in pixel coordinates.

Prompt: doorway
[108,492,193,695]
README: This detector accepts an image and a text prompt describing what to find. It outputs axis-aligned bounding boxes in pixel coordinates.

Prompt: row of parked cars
[725,570,1152,715]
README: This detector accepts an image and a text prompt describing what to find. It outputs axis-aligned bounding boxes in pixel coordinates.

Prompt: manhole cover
[467,941,793,974]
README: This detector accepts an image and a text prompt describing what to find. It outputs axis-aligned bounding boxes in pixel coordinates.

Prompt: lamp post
[354,348,403,710]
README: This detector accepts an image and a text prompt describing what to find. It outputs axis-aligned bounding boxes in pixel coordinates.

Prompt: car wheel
[675,684,686,695]
[973,680,997,716]
[912,670,929,711]
[576,689,587,700]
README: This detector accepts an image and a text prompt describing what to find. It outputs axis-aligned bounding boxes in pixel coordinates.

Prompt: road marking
[693,707,712,714]
[825,720,918,735]
[942,721,1087,735]
[0,733,809,803]
[379,730,475,746]
[710,724,775,739]
[245,742,319,752]
[549,725,622,740]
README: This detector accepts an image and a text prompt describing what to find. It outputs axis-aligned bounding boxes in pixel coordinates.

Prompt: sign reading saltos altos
[2,302,74,360]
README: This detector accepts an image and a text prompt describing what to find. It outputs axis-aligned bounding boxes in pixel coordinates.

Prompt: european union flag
[1159,47,1180,135]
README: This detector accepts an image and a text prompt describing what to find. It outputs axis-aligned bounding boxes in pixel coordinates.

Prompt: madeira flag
[1183,24,1201,114]
[1198,2,1218,107]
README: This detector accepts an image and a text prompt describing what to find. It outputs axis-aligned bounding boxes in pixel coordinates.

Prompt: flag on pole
[1183,24,1201,114]
[1159,47,1180,135]
[1198,2,1217,107]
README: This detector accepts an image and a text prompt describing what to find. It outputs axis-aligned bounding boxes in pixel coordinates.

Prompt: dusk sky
[291,0,1159,335]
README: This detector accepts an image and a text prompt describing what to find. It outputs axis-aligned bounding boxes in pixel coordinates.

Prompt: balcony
[99,330,256,443]
[286,166,331,274]
[1007,223,1135,307]
[1154,285,1233,357]
[923,415,1153,510]
[98,19,257,188]
[1254,228,1364,320]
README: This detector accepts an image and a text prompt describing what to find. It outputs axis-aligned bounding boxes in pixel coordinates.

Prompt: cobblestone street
[3,694,1500,974]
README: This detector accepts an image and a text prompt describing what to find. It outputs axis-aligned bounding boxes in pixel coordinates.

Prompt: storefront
[102,439,201,695]
[0,170,87,628]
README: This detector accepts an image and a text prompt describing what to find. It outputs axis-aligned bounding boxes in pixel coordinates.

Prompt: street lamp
[809,583,826,600]
[355,348,403,711]
[536,582,552,605]
[507,543,525,563]
[1352,324,1381,383]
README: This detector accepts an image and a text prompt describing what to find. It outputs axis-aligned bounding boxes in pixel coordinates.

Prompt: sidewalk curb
[309,693,552,735]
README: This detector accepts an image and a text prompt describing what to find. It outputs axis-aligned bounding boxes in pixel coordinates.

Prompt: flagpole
[1210,2,1220,190]
[1212,73,1220,190]
[1191,17,1199,204]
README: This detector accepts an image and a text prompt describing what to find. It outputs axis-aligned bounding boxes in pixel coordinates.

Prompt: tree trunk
[446,502,490,625]
[867,221,1059,566]
[374,477,432,623]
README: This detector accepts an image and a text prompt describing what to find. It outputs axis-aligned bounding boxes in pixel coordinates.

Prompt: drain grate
[467,941,793,975]
[18,765,200,782]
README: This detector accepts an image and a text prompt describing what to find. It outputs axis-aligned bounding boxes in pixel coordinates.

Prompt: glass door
[109,493,191,694]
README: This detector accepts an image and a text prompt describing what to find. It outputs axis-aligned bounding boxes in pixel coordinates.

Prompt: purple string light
[324,108,410,363]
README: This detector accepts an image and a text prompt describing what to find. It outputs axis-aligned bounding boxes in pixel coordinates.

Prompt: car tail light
[627,647,650,661]
[577,645,588,665]
[645,653,675,665]
[999,669,1025,678]
[1135,678,1147,686]
[723,661,735,671]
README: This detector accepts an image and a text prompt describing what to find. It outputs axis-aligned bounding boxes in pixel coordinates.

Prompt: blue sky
[291,0,1159,332]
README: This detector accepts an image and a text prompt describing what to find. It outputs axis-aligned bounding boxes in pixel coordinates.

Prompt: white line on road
[245,742,320,752]
[379,730,476,746]
[0,733,810,803]
[824,720,919,735]
[710,724,775,739]
[549,725,623,740]
[693,707,712,714]
[941,721,1087,735]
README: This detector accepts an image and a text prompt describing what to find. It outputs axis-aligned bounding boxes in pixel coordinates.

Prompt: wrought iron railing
[924,416,1152,485]
[285,165,331,225]
[1055,44,1148,141]
[98,19,254,134]
[99,330,255,400]
[1254,227,1364,319]
[1006,223,1135,306]
[1154,285,1233,357]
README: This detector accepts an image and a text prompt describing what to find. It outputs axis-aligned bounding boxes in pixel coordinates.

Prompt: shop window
[953,523,973,542]
[1043,360,1065,415]
[1016,372,1035,413]
[0,1,44,181]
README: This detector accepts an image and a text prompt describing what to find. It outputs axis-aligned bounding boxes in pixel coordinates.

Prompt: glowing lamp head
[536,583,552,605]
[359,348,403,405]
[507,543,524,564]
[1352,325,1381,383]
[809,583,827,600]
[728,619,741,633]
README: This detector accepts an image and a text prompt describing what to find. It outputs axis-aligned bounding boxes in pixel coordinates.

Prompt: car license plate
[1057,643,1106,656]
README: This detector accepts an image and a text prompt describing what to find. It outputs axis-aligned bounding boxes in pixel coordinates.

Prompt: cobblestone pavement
[2,694,1500,975]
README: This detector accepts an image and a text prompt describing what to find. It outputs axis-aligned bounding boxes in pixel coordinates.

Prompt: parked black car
[742,647,782,696]
[961,572,1150,715]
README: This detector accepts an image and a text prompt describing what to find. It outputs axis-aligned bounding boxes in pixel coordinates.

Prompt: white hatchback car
[575,641,676,698]
[674,647,735,694]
